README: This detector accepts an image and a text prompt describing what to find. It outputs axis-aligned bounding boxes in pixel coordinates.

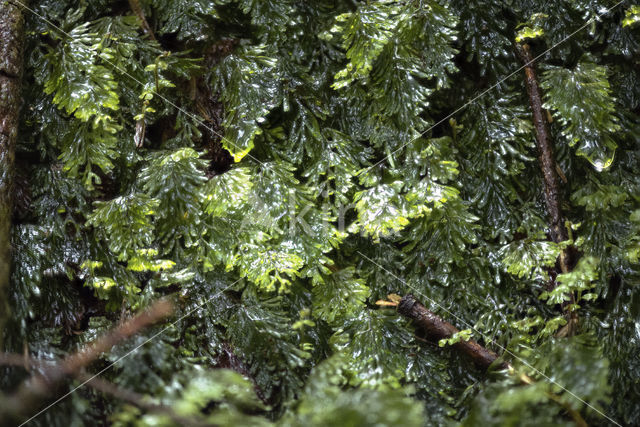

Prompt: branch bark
[0,299,173,423]
[515,44,578,334]
[128,0,156,41]
[397,294,508,370]
[0,0,27,349]
[394,295,587,425]
[0,354,208,426]
[515,44,568,246]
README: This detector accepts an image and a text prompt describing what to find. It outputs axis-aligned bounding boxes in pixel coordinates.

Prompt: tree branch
[396,294,508,370]
[0,352,36,370]
[0,0,27,349]
[0,299,173,422]
[515,43,568,248]
[78,374,211,427]
[128,0,156,41]
[515,44,578,333]
[391,294,587,425]
[0,352,209,426]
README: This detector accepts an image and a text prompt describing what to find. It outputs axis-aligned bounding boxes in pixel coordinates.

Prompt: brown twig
[396,294,508,370]
[128,0,156,41]
[0,352,209,426]
[515,44,578,333]
[515,43,568,247]
[390,295,587,425]
[0,299,173,422]
[0,352,37,369]
[59,300,173,375]
[546,390,589,427]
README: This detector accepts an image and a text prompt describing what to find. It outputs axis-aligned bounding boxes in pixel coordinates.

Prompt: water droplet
[593,159,605,172]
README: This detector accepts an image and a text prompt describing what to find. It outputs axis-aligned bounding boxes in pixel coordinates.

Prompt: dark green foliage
[464,335,611,426]
[211,45,281,161]
[226,287,309,405]
[4,0,640,426]
[280,354,425,427]
[542,61,620,167]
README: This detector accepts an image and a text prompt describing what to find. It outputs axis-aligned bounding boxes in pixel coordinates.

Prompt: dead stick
[515,43,568,248]
[397,294,508,369]
[0,353,207,426]
[128,0,156,41]
[78,374,211,427]
[59,299,172,377]
[393,295,587,425]
[0,299,173,422]
[515,44,577,331]
[0,352,30,368]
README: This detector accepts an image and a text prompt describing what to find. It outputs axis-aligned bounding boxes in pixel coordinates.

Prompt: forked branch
[0,299,173,422]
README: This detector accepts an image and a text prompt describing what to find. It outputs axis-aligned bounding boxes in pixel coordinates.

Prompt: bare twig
[515,43,578,333]
[395,294,509,370]
[0,352,36,369]
[0,299,173,422]
[515,43,568,248]
[128,0,156,41]
[79,374,211,427]
[390,294,587,425]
